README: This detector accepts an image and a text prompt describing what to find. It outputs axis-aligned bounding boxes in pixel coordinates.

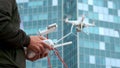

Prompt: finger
[40,53,48,58]
[39,54,43,59]
[41,53,48,58]
[26,49,40,61]
[33,53,40,61]
[44,53,48,57]
[43,51,49,57]
[41,49,49,58]
[32,45,41,53]
[38,44,45,53]
[38,36,47,40]
[29,53,40,61]
[38,48,50,59]
[40,41,52,50]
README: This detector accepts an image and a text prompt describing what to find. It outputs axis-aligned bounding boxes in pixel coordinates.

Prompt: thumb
[42,49,49,58]
[38,36,47,40]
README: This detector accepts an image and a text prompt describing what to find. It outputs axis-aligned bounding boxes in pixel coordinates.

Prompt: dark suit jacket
[0,0,30,68]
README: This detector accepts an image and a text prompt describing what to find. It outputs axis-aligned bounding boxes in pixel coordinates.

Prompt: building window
[118,10,120,16]
[52,0,58,6]
[99,13,104,21]
[28,1,43,8]
[16,0,29,3]
[89,55,95,64]
[99,27,119,38]
[99,42,105,50]
[88,0,93,5]
[78,3,88,11]
[106,58,120,67]
[108,1,113,9]
[115,45,120,52]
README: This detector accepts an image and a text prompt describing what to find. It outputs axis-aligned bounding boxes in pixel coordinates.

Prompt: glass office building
[78,0,120,68]
[17,0,120,68]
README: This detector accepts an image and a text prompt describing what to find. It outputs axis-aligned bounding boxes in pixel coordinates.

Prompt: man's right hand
[26,36,52,61]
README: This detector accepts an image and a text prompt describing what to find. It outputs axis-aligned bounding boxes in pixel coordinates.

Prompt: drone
[65,15,95,32]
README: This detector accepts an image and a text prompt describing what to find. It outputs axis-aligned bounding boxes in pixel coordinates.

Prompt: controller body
[27,39,54,58]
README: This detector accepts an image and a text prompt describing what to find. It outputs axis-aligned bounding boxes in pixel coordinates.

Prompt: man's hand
[26,36,53,61]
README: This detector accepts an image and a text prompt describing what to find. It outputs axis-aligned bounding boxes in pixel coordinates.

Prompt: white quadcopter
[65,15,95,32]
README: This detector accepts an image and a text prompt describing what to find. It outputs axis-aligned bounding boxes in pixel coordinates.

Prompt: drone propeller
[80,15,85,23]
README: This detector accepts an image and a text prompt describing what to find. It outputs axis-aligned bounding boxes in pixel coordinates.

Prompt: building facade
[17,0,120,68]
[64,0,120,68]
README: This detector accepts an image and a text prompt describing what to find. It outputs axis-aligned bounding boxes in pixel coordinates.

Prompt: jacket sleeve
[0,0,30,48]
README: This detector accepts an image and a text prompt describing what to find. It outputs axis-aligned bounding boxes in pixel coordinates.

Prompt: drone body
[65,16,95,32]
